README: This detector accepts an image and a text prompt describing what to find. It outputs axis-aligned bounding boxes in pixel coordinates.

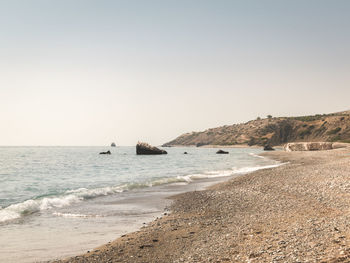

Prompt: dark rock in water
[111,142,116,147]
[136,142,167,155]
[216,149,229,154]
[100,150,111,155]
[184,152,188,154]
[263,145,275,151]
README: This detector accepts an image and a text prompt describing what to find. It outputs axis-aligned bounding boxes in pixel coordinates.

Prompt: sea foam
[52,212,102,218]
[249,152,266,159]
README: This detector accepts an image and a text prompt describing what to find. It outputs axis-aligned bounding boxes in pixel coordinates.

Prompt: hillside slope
[163,111,350,147]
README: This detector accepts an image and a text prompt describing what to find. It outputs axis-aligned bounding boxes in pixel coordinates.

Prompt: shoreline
[1,146,277,263]
[53,147,350,262]
[163,144,262,148]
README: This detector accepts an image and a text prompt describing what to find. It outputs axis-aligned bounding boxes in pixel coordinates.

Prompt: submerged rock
[184,152,188,154]
[136,142,167,155]
[216,149,229,154]
[263,145,275,151]
[100,150,111,155]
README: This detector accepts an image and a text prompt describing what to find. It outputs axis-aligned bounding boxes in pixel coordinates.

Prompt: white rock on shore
[284,142,333,152]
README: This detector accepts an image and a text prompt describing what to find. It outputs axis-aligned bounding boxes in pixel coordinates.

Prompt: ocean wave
[0,194,82,223]
[66,185,125,198]
[0,162,286,223]
[149,175,193,186]
[0,186,126,223]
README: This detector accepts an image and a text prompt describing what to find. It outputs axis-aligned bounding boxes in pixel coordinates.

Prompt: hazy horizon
[0,108,349,147]
[1,0,350,146]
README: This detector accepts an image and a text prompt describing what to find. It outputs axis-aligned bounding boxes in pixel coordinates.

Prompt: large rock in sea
[136,142,167,155]
[111,142,116,147]
[284,142,333,152]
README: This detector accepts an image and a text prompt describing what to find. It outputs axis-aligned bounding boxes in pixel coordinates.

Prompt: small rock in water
[263,145,275,151]
[216,149,229,154]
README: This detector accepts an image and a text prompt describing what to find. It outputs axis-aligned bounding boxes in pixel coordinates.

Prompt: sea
[0,146,282,262]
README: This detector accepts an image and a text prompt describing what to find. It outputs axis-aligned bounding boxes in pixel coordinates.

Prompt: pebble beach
[53,146,350,263]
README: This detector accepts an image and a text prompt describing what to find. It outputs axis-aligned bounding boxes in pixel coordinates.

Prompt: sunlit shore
[54,146,350,262]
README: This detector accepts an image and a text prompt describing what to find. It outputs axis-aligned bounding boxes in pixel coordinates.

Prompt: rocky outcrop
[216,150,229,154]
[111,142,116,147]
[284,142,333,152]
[136,142,167,155]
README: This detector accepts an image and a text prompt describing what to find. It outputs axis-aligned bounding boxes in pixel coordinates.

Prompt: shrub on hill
[327,127,341,135]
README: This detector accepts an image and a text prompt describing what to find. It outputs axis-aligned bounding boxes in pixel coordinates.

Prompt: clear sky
[1,0,349,146]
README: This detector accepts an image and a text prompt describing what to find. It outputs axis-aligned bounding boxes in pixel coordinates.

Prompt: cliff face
[163,111,350,147]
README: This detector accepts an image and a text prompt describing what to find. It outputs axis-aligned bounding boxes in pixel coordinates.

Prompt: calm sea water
[0,146,281,262]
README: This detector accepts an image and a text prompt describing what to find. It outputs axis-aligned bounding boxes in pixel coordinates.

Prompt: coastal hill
[163,110,350,147]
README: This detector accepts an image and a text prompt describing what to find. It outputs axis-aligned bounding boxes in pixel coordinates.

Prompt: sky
[1,0,350,146]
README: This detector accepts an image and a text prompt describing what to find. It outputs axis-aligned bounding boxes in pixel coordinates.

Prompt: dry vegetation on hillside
[163,111,350,147]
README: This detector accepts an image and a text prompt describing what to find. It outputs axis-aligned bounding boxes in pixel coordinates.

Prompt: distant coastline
[164,144,262,149]
[163,110,350,147]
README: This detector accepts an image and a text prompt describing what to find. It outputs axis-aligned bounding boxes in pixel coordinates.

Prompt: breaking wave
[0,186,125,223]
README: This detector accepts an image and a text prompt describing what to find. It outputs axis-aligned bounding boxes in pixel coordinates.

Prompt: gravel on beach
[53,147,350,263]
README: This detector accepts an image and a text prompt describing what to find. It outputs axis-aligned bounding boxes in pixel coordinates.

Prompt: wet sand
[53,146,350,262]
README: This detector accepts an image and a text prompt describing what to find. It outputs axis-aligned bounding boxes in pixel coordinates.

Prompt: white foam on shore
[0,162,286,223]
[232,163,285,174]
[52,212,102,218]
[249,152,266,159]
[149,175,193,186]
[187,163,285,179]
